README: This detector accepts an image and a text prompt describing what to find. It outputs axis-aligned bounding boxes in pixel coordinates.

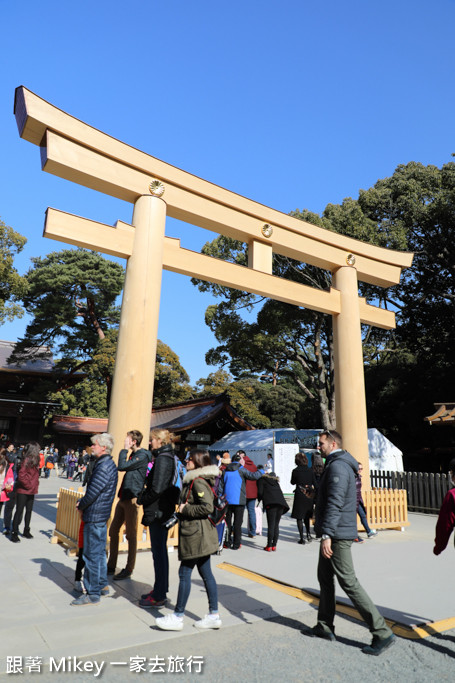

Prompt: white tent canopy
[208,427,404,472]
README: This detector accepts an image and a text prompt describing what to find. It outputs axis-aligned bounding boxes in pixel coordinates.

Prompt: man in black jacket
[107,430,150,580]
[303,430,395,656]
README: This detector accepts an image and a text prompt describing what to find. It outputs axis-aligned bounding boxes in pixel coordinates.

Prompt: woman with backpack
[11,441,41,542]
[156,448,222,631]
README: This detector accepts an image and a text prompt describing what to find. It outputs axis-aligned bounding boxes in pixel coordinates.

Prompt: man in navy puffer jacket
[72,433,118,606]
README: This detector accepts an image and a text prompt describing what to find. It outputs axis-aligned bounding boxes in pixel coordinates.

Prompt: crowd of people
[1,430,455,657]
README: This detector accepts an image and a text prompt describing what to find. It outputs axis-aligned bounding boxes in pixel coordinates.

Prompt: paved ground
[0,472,454,681]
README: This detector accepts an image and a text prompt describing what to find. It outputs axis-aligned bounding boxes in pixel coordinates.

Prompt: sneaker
[74,580,84,593]
[10,533,20,543]
[194,613,222,630]
[302,624,336,641]
[139,595,167,609]
[354,537,365,544]
[2,528,10,536]
[271,546,276,551]
[141,590,154,600]
[367,530,378,538]
[71,594,100,606]
[113,568,132,581]
[155,613,184,631]
[362,633,396,656]
[101,586,110,596]
[107,567,116,575]
[264,546,272,551]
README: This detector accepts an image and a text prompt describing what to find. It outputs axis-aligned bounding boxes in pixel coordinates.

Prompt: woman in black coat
[290,452,317,544]
[257,473,289,552]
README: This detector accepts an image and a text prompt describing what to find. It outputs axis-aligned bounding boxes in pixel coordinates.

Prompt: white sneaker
[194,613,222,629]
[367,530,378,538]
[74,580,84,593]
[155,613,184,631]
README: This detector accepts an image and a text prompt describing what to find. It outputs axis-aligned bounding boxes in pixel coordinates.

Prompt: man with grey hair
[71,433,118,606]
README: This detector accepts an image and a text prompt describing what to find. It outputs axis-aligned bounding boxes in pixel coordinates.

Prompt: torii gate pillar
[107,194,166,450]
[333,265,369,462]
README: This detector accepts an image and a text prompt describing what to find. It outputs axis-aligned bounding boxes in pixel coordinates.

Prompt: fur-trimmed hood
[183,464,220,484]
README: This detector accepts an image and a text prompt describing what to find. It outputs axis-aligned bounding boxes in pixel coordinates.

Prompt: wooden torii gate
[14,87,413,481]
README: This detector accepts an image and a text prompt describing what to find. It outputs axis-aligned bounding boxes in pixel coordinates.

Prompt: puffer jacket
[222,462,263,506]
[314,450,358,540]
[141,444,179,525]
[178,465,220,561]
[117,447,151,500]
[78,454,118,523]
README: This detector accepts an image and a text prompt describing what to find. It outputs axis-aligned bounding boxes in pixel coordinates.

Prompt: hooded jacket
[314,449,358,540]
[222,462,263,506]
[140,444,179,525]
[77,453,118,523]
[257,473,289,513]
[178,465,220,561]
[117,447,151,500]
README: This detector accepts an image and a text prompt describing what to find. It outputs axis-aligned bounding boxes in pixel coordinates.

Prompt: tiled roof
[0,340,54,374]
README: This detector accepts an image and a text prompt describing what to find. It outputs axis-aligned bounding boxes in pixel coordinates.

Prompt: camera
[163,512,180,530]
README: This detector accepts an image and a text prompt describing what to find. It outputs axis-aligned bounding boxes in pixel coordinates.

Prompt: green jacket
[178,465,220,561]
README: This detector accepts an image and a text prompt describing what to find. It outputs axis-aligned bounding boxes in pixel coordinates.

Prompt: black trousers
[226,504,244,549]
[12,493,35,534]
[265,505,283,547]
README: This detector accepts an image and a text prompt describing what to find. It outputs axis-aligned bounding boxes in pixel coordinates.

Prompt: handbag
[298,484,315,500]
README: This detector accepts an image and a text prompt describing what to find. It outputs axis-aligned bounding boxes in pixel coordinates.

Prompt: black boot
[298,537,306,545]
[23,530,33,539]
[10,532,20,543]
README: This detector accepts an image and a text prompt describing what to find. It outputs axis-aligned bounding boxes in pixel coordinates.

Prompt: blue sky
[1,1,454,384]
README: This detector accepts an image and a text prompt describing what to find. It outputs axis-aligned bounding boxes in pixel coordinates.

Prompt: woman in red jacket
[434,458,455,556]
[11,441,40,543]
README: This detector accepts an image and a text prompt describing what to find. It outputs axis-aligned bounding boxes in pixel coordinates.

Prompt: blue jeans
[245,499,256,535]
[149,521,169,601]
[82,522,107,601]
[358,503,371,534]
[175,556,218,616]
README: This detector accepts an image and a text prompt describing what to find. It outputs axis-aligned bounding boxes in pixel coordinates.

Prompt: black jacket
[140,444,179,525]
[314,450,358,540]
[118,447,151,500]
[257,473,289,513]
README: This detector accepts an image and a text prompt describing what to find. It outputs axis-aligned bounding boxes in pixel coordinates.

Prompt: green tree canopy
[192,160,453,434]
[0,217,27,324]
[11,248,124,373]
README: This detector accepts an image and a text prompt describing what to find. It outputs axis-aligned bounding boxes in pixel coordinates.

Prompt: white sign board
[273,443,299,494]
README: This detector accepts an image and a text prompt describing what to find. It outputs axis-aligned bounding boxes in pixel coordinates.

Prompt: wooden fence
[370,470,451,514]
[52,487,179,552]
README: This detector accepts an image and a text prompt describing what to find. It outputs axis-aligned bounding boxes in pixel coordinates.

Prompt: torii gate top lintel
[15,85,414,471]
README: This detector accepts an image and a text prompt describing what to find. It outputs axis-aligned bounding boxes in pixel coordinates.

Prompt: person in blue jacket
[72,433,118,606]
[222,452,263,550]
